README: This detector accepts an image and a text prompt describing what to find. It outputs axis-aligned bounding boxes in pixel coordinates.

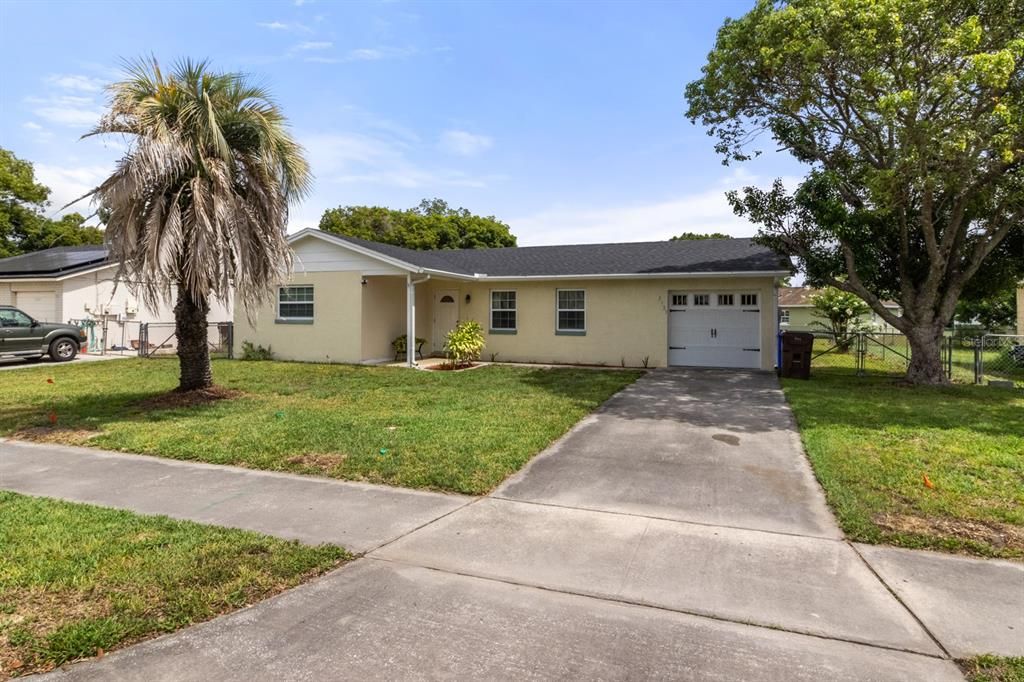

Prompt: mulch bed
[423,362,480,372]
[138,386,242,410]
[875,512,1024,556]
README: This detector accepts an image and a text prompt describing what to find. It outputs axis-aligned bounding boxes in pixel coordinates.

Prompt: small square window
[741,294,758,306]
[694,294,710,306]
[671,294,687,307]
[279,285,314,320]
[780,310,790,324]
[718,294,734,306]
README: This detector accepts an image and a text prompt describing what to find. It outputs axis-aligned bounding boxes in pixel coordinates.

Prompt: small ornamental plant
[444,320,485,368]
[810,287,870,352]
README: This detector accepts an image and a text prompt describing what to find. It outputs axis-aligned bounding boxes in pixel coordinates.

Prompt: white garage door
[15,291,58,323]
[668,291,761,369]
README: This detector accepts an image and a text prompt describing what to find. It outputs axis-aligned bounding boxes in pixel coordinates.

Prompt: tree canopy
[0,147,102,258]
[670,231,732,240]
[319,198,516,250]
[686,0,1024,383]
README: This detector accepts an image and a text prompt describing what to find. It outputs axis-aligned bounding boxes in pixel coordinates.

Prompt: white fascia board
[288,228,422,274]
[476,270,792,282]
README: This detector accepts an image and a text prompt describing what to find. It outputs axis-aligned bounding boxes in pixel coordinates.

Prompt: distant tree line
[0,147,103,258]
[319,198,516,250]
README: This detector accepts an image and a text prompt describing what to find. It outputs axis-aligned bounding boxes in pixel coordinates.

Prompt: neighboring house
[0,245,232,352]
[234,230,792,369]
[778,286,901,333]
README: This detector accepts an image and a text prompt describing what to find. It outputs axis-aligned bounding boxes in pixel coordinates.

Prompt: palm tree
[84,58,310,391]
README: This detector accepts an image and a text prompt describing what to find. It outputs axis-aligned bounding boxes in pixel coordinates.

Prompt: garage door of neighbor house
[15,291,58,323]
[668,291,761,369]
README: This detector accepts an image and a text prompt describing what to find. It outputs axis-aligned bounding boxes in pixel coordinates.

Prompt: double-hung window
[278,285,314,321]
[490,290,517,332]
[556,289,586,334]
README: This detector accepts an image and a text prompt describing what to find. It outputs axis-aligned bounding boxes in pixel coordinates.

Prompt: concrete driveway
[496,368,841,537]
[15,368,1006,680]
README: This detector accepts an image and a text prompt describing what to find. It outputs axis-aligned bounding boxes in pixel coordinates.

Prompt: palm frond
[81,57,311,315]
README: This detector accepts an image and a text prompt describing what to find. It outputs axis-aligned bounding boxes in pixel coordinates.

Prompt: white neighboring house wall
[1,264,232,352]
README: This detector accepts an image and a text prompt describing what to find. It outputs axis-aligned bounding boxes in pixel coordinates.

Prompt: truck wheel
[49,337,79,362]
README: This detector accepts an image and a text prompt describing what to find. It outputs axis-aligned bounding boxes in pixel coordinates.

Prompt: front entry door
[433,290,460,353]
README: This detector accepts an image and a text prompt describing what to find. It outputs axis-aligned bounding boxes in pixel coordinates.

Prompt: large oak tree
[686,0,1023,384]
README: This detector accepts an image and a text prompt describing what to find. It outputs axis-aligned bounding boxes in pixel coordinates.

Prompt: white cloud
[257,20,311,33]
[301,131,488,191]
[507,172,797,246]
[22,121,53,142]
[292,40,332,51]
[438,130,493,157]
[28,95,103,128]
[34,163,112,215]
[346,46,418,61]
[46,74,105,92]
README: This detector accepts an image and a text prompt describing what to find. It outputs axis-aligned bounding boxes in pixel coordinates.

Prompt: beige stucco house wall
[236,231,786,370]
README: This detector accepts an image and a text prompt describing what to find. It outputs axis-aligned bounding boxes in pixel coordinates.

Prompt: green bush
[240,341,274,361]
[445,321,485,367]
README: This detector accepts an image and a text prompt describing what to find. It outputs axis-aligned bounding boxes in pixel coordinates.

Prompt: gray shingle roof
[327,233,790,277]
[0,245,109,278]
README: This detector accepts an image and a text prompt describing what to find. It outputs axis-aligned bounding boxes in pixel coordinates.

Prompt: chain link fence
[138,322,234,359]
[788,331,1023,387]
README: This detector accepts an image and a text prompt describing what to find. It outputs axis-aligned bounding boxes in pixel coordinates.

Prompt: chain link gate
[780,331,1022,387]
[137,322,234,359]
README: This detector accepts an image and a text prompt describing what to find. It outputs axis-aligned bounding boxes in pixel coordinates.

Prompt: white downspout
[406,273,430,367]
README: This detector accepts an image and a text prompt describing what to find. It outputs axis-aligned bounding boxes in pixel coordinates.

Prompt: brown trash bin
[780,332,814,379]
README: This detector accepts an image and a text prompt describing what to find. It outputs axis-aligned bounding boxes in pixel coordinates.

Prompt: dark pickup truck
[0,305,87,363]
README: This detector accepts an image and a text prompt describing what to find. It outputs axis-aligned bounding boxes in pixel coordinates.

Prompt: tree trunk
[904,326,947,385]
[174,287,212,391]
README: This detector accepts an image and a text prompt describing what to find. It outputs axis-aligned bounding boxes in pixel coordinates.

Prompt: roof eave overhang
[0,261,114,282]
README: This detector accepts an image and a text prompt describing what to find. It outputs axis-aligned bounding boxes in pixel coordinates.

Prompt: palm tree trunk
[174,287,212,391]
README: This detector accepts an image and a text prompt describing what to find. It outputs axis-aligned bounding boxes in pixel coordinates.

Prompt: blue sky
[0,0,803,246]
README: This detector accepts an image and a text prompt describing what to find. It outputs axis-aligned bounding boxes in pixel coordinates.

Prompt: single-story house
[778,286,901,333]
[0,245,232,352]
[234,229,792,369]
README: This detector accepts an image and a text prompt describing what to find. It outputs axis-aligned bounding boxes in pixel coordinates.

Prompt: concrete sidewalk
[0,439,470,553]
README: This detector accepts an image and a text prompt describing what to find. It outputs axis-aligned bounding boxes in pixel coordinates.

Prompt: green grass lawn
[0,491,347,677]
[959,656,1024,682]
[0,359,640,495]
[783,370,1024,559]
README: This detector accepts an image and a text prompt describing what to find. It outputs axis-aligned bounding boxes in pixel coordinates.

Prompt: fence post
[227,323,234,360]
[138,324,146,357]
[973,336,983,384]
[856,333,865,376]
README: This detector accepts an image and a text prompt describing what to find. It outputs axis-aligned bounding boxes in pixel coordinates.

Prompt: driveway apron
[496,368,841,538]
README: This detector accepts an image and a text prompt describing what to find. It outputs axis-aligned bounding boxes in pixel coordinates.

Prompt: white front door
[16,291,58,323]
[668,291,761,368]
[433,290,460,352]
